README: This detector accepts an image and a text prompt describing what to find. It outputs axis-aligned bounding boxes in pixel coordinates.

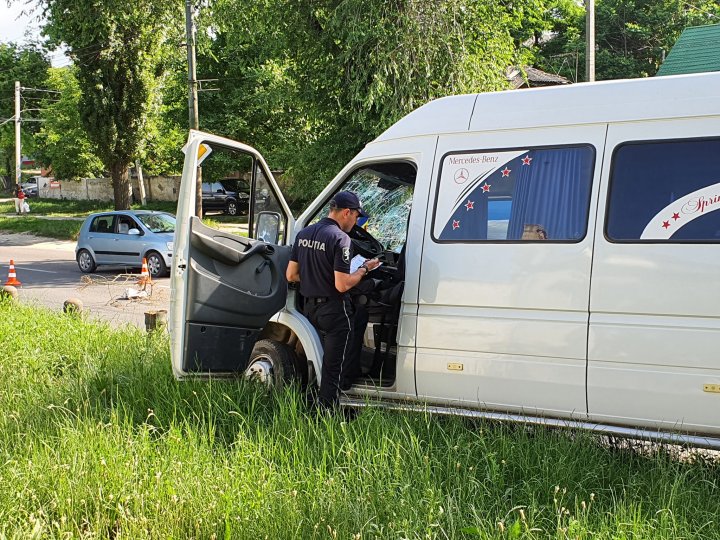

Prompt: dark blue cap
[330,191,368,218]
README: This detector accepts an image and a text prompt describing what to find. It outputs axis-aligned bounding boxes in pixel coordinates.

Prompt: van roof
[374,72,720,142]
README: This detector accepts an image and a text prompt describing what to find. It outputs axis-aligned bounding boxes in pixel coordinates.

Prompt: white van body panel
[291,134,440,398]
[376,94,477,142]
[271,299,324,377]
[376,73,720,142]
[588,116,720,435]
[413,125,607,417]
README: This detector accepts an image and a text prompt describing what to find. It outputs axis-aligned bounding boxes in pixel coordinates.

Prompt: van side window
[432,145,594,242]
[606,138,720,242]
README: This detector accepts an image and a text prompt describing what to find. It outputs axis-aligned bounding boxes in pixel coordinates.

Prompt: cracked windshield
[312,163,415,252]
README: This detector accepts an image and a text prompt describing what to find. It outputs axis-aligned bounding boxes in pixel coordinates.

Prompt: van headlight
[166,241,174,251]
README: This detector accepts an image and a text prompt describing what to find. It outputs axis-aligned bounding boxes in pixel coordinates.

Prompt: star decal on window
[465,200,474,211]
[501,167,511,177]
[452,220,460,230]
[522,155,532,166]
[481,183,491,193]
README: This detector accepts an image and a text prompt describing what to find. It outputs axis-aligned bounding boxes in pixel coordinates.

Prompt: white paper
[350,255,367,273]
[350,255,382,273]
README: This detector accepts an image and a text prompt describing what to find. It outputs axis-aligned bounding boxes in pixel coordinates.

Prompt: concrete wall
[39,176,181,202]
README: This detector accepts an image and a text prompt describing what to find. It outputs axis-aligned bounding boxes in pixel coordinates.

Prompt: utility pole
[585,0,595,82]
[185,0,202,217]
[185,0,199,131]
[14,81,21,188]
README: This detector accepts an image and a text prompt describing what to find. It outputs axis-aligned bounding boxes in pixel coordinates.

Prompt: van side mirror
[128,228,141,236]
[256,211,281,244]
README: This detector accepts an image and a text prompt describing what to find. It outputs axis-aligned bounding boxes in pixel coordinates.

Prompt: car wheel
[244,339,301,388]
[226,201,238,216]
[76,249,97,273]
[146,251,167,278]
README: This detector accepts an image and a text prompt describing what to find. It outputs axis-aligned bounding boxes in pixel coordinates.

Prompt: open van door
[169,131,294,377]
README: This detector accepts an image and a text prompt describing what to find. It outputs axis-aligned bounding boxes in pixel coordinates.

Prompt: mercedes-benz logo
[454,168,469,184]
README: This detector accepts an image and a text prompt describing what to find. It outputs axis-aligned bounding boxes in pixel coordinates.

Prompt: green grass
[0,198,249,240]
[0,198,177,217]
[0,301,718,539]
[0,199,178,241]
[0,217,83,240]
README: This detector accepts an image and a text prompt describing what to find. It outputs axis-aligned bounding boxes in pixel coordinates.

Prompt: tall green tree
[33,67,103,181]
[203,0,525,206]
[0,42,50,189]
[537,0,720,81]
[39,0,181,208]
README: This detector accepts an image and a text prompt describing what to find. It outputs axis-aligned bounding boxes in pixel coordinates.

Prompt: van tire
[245,339,299,388]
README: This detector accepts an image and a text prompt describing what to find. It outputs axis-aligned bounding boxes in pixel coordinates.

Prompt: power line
[20,86,61,94]
[682,1,719,18]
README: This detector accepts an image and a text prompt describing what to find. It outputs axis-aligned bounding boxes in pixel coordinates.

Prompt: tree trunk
[3,155,12,189]
[111,162,132,210]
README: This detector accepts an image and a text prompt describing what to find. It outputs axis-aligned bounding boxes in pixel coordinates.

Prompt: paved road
[0,233,170,329]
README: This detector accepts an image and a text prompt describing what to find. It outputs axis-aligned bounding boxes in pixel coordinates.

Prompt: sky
[0,2,67,67]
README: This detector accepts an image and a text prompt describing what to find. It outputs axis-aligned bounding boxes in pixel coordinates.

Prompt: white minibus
[170,72,720,448]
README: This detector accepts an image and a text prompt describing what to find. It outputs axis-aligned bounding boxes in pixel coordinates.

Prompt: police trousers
[303,296,367,408]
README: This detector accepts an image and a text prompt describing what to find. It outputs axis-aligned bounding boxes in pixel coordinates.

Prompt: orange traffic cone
[137,257,152,286]
[4,259,21,287]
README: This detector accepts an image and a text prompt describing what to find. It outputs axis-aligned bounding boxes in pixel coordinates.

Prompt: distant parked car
[21,185,38,198]
[20,176,41,197]
[201,180,250,216]
[75,210,175,277]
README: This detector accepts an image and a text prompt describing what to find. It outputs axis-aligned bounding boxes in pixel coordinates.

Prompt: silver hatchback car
[75,210,175,277]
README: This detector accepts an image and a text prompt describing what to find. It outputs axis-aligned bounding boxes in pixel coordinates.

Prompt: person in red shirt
[14,185,26,214]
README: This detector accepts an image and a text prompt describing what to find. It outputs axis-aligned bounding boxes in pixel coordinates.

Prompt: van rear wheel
[245,339,299,388]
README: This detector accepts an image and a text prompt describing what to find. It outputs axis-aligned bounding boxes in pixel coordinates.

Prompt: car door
[210,182,227,210]
[111,213,144,266]
[86,214,117,264]
[170,131,294,376]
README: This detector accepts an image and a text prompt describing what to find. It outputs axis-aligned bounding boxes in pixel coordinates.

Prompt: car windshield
[138,213,175,233]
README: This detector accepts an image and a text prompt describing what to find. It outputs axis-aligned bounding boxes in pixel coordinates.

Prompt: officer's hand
[364,258,381,271]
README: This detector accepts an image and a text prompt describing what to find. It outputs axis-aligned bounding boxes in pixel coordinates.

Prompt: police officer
[286,191,380,410]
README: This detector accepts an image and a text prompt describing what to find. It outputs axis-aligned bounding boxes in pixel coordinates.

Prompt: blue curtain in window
[438,190,489,240]
[507,147,593,240]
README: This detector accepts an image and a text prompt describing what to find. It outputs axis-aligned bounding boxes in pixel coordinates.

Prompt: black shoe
[340,379,353,391]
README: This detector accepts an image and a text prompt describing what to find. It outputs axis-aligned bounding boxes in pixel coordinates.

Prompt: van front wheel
[245,339,299,388]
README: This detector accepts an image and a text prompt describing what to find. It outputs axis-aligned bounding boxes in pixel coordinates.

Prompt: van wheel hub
[244,356,274,386]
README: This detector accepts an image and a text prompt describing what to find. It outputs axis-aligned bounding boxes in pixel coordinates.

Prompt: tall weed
[0,300,717,538]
